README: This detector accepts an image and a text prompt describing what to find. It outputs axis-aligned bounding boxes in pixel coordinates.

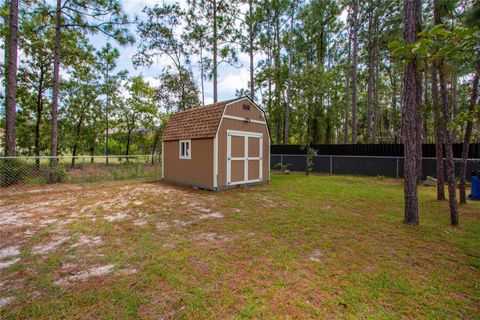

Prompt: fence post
[396,157,399,179]
[281,155,284,169]
[330,156,333,175]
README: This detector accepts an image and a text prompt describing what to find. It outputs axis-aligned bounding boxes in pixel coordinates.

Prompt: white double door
[227,130,263,186]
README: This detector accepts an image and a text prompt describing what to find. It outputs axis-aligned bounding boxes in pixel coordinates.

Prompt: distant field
[0,174,479,319]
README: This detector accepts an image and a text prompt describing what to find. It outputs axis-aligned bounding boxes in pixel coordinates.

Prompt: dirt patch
[198,212,224,220]
[0,246,20,260]
[0,296,15,309]
[133,219,148,227]
[156,221,170,230]
[0,257,21,270]
[70,235,103,248]
[31,235,70,255]
[308,249,324,264]
[194,232,231,243]
[105,211,130,222]
[55,264,115,287]
[173,219,191,227]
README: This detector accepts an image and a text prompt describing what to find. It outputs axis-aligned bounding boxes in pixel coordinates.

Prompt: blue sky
[0,0,251,105]
[89,0,252,105]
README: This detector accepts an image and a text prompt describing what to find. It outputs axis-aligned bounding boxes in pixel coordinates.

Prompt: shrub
[40,165,69,184]
[0,159,32,187]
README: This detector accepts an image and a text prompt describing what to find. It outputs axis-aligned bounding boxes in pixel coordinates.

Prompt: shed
[161,97,270,191]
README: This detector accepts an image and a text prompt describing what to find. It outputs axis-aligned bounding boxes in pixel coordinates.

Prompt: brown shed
[161,97,270,191]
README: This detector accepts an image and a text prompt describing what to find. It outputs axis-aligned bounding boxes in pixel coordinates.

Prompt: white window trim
[179,139,191,159]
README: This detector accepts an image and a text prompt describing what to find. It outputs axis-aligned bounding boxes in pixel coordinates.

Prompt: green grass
[1,173,479,319]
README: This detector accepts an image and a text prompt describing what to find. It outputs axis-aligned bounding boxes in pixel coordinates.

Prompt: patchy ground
[0,174,479,319]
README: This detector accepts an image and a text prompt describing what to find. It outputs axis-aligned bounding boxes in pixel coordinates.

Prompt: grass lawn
[0,174,479,319]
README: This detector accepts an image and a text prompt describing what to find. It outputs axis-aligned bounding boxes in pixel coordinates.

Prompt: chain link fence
[270,154,480,181]
[0,155,162,194]
[2,154,478,195]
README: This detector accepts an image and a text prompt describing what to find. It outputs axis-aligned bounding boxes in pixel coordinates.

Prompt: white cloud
[218,68,250,93]
[121,0,165,15]
[144,76,161,88]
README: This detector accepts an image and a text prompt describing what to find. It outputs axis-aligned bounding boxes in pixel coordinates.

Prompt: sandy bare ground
[0,181,226,309]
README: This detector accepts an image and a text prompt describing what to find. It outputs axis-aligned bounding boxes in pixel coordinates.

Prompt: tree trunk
[351,0,359,144]
[373,9,380,143]
[248,0,255,100]
[34,67,45,168]
[305,105,311,176]
[284,1,294,145]
[50,0,62,165]
[434,0,458,225]
[200,45,205,105]
[90,145,95,163]
[423,69,429,143]
[274,9,282,144]
[402,0,420,225]
[460,48,480,204]
[366,12,374,144]
[90,117,96,163]
[431,65,445,200]
[105,62,110,164]
[212,0,218,103]
[343,25,351,144]
[71,114,84,167]
[126,129,132,156]
[5,0,19,157]
[414,0,423,180]
[439,65,459,225]
[452,71,458,142]
[389,58,399,143]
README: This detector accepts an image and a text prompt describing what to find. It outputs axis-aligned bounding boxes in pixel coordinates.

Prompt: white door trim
[227,130,263,186]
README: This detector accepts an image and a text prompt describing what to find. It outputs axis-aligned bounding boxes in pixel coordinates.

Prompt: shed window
[179,140,191,159]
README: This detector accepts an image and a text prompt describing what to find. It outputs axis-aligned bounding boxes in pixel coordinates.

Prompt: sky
[89,0,253,105]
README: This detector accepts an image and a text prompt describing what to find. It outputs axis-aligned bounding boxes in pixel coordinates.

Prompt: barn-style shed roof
[162,97,261,141]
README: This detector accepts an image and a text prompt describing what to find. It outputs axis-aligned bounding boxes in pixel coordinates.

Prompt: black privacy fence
[271,143,480,158]
[270,144,480,181]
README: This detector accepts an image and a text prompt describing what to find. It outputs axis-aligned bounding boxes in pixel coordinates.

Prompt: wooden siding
[224,99,266,121]
[248,137,260,157]
[248,160,260,180]
[217,100,270,187]
[164,138,214,187]
[231,136,244,158]
[231,160,244,183]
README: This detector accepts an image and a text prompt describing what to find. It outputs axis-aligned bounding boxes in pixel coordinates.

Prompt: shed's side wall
[217,100,270,187]
[164,138,214,188]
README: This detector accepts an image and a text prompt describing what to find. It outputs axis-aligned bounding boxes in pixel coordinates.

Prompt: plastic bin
[471,174,480,200]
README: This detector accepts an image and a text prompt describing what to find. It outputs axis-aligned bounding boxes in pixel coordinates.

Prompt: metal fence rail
[0,155,162,193]
[270,154,480,181]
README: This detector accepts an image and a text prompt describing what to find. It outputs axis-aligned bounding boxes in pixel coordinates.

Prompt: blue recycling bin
[472,176,480,200]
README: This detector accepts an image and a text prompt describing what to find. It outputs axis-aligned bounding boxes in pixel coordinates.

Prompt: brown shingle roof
[162,101,228,141]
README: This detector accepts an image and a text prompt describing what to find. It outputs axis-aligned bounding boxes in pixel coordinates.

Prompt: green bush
[40,165,69,184]
[0,159,32,187]
[109,161,145,181]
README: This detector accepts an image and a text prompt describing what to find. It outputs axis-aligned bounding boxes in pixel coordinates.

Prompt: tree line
[1,1,479,223]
